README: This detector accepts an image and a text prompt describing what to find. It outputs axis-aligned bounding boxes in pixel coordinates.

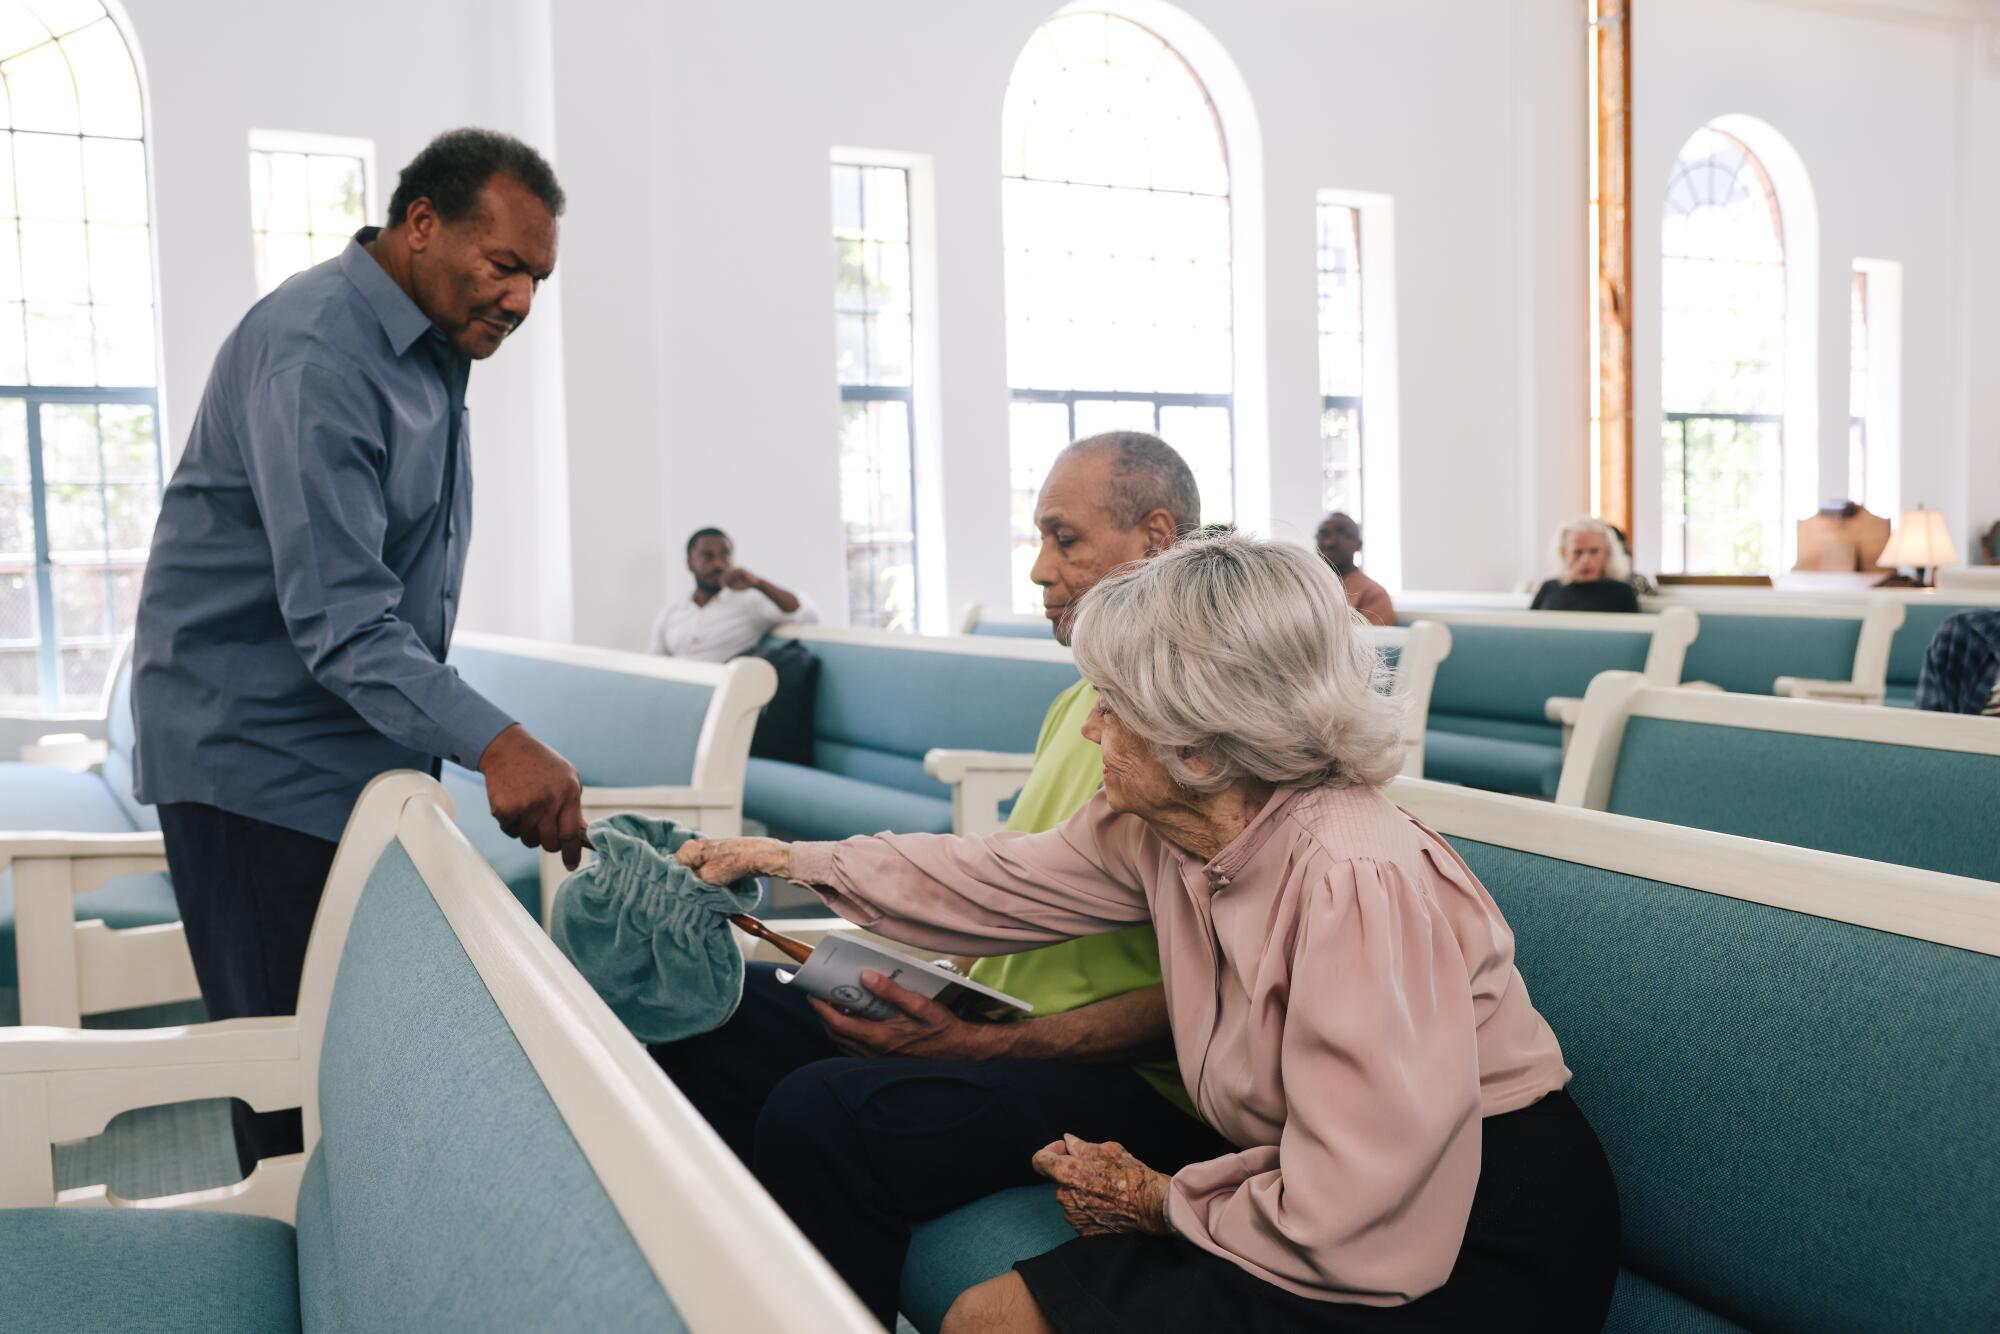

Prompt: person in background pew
[648,431,1207,1326]
[1531,516,1641,613]
[1915,608,2000,716]
[1315,509,1395,625]
[681,533,1619,1334]
[651,526,817,662]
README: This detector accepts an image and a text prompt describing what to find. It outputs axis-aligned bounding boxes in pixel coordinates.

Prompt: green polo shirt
[967,680,1193,1114]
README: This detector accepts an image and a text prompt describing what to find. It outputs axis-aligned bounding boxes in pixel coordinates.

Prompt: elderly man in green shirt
[649,431,1204,1323]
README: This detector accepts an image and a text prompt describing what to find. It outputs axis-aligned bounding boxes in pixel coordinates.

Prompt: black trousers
[1017,1089,1622,1333]
[157,802,340,1175]
[651,963,1228,1327]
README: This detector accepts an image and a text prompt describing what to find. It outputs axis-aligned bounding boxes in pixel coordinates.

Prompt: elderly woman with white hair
[1530,515,1641,613]
[680,534,1619,1333]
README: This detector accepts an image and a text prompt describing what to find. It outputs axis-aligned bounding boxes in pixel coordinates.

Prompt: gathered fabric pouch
[549,813,763,1044]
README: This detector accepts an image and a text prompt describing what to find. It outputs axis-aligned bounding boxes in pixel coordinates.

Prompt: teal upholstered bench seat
[745,631,1078,841]
[1569,686,2000,879]
[1883,682,1916,707]
[0,1207,302,1333]
[0,774,883,1332]
[1422,714,1567,799]
[1412,618,1664,796]
[745,757,954,841]
[1676,611,1865,695]
[445,635,755,921]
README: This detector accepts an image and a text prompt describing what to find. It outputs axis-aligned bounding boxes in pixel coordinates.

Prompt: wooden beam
[1589,0,1634,541]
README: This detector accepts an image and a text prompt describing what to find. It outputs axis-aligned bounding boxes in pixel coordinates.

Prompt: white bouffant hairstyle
[1068,531,1405,793]
[1552,515,1632,583]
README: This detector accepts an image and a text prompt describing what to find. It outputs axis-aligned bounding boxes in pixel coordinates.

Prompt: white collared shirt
[650,586,818,663]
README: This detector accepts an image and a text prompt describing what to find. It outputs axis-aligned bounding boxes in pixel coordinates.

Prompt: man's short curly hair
[386,128,566,228]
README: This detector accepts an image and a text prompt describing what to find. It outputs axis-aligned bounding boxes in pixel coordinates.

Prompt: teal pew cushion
[0,761,134,832]
[0,1207,300,1333]
[1448,838,2000,1332]
[814,739,945,800]
[1428,623,1650,725]
[446,643,705,789]
[550,814,761,1044]
[746,638,1070,839]
[902,1184,1076,1333]
[438,763,542,918]
[744,758,954,841]
[296,842,684,1331]
[1882,682,1916,708]
[1605,1269,1748,1333]
[1678,613,1861,695]
[803,641,1076,762]
[1603,718,2000,879]
[1421,731,1564,798]
[969,620,1056,640]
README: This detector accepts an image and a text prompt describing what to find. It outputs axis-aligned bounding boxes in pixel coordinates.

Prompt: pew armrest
[18,733,108,771]
[924,750,1037,837]
[0,831,196,1028]
[0,1018,304,1216]
[1774,676,1884,705]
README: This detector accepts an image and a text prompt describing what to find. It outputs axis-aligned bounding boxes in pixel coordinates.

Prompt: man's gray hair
[1070,532,1404,793]
[1065,431,1201,534]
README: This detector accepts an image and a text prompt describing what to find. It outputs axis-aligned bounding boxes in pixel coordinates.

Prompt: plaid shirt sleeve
[1915,610,2000,715]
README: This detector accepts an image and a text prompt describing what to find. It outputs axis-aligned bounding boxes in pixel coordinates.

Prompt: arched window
[0,1,157,710]
[1001,10,1232,609]
[1659,125,1785,575]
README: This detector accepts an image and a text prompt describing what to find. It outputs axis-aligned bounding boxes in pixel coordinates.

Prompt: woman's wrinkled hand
[1031,1134,1173,1236]
[675,836,790,885]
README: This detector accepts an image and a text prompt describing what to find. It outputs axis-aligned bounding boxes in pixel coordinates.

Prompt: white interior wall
[119,0,571,641]
[1633,0,1979,570]
[543,0,1590,650]
[111,0,1997,655]
[1962,18,2000,560]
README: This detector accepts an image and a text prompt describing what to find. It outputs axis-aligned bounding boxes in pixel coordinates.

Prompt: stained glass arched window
[1001,11,1232,610]
[1659,125,1785,575]
[0,0,157,711]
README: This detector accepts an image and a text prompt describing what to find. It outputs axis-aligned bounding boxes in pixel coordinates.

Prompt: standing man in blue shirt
[132,129,584,1170]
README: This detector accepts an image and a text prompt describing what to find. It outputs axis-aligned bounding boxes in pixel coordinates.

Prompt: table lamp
[1877,506,1960,587]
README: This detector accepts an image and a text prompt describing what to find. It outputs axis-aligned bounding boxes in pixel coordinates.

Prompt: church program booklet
[776,934,1033,1023]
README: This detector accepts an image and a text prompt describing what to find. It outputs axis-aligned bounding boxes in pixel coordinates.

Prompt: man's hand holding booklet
[777,934,1033,1024]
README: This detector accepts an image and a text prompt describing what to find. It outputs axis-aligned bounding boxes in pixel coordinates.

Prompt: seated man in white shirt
[651,527,817,662]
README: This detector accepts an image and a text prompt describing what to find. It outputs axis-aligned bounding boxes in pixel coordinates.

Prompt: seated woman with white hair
[679,533,1619,1333]
[1530,515,1641,613]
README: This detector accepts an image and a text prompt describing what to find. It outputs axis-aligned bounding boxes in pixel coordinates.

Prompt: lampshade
[1877,508,1961,569]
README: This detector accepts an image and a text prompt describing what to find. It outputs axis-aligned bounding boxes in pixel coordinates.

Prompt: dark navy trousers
[157,802,339,1174]
[650,963,1226,1326]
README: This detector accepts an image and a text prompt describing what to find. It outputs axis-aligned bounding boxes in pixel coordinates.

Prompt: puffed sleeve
[786,792,1155,956]
[1165,858,1484,1304]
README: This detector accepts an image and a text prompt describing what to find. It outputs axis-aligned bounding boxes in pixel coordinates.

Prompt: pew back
[1556,672,2000,879]
[1394,780,2000,1333]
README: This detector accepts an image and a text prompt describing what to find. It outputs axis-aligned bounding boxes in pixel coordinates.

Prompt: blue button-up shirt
[132,230,515,841]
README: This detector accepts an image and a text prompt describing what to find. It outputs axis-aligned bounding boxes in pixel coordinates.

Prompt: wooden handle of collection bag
[727,913,814,964]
